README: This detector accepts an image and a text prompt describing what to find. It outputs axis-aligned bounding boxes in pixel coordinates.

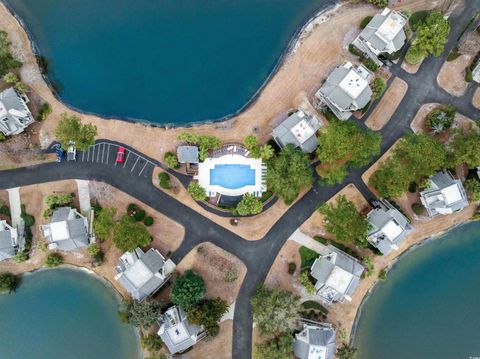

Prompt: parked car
[116,147,126,164]
[67,141,76,161]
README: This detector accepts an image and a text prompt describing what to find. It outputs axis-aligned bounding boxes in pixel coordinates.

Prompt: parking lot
[78,142,156,178]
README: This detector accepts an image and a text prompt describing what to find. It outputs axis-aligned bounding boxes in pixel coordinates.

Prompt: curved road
[1,3,480,358]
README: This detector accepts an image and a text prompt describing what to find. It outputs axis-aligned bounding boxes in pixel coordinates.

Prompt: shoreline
[0,0,339,128]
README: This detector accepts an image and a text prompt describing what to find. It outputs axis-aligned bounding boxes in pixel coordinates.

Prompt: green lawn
[299,246,319,269]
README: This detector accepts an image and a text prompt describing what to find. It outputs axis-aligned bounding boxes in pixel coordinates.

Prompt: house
[367,199,413,255]
[0,87,35,136]
[420,171,469,217]
[40,207,90,250]
[352,8,408,66]
[310,245,364,303]
[177,145,199,164]
[473,62,480,83]
[272,110,322,153]
[294,321,336,359]
[315,62,373,120]
[0,220,21,261]
[157,305,205,354]
[115,247,175,301]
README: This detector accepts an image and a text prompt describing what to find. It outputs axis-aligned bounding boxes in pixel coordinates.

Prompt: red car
[116,147,126,164]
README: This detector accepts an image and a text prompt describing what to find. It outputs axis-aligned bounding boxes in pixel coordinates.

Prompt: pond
[353,221,480,359]
[0,268,141,359]
[4,0,335,125]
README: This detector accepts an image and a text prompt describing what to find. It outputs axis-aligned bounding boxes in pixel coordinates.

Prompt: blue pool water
[210,164,255,189]
[354,221,480,359]
[4,0,335,125]
[0,268,140,359]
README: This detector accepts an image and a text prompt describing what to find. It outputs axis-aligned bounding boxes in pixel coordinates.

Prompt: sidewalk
[6,187,22,227]
[287,229,329,255]
[75,180,91,214]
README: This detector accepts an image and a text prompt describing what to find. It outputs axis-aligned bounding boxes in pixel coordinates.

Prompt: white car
[67,142,76,161]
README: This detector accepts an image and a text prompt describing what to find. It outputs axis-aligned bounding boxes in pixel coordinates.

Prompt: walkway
[6,187,21,227]
[75,180,91,214]
[287,229,329,255]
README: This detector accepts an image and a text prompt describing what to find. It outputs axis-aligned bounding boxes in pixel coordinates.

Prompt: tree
[449,128,480,168]
[243,135,260,157]
[141,334,163,352]
[55,113,97,151]
[164,152,179,169]
[0,31,22,77]
[15,81,27,93]
[45,252,63,268]
[405,11,451,64]
[371,77,386,98]
[336,343,358,359]
[319,195,370,246]
[2,71,17,84]
[187,297,228,336]
[251,284,300,337]
[316,121,381,184]
[253,333,293,359]
[465,179,480,203]
[187,182,207,201]
[93,207,116,241]
[267,145,313,204]
[236,193,263,216]
[112,215,152,252]
[170,270,205,311]
[44,193,73,209]
[118,299,163,329]
[299,271,315,294]
[38,102,52,121]
[259,144,275,161]
[177,132,220,161]
[365,0,388,8]
[427,105,455,133]
[0,272,18,294]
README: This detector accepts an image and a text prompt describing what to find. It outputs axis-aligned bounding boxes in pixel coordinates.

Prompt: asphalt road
[1,2,480,358]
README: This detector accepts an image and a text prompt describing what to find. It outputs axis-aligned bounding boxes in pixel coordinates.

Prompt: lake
[0,268,140,359]
[4,0,335,125]
[353,221,480,359]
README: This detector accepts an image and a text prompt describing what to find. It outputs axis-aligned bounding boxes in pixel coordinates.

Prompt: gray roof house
[420,171,469,217]
[473,62,480,84]
[0,87,35,136]
[177,145,199,164]
[315,62,373,121]
[157,305,205,354]
[294,321,336,359]
[40,207,90,251]
[352,8,408,66]
[0,220,20,261]
[310,245,364,303]
[367,199,413,255]
[272,110,322,153]
[115,247,176,301]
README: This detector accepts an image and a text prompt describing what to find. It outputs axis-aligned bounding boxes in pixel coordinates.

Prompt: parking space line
[123,152,131,168]
[131,157,140,172]
[82,150,85,161]
[86,147,90,162]
[106,144,110,164]
[138,162,148,176]
[92,145,96,162]
[96,144,101,162]
[101,144,106,163]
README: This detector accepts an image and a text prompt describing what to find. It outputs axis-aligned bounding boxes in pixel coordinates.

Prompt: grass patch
[299,246,318,269]
[360,16,372,30]
[301,300,329,315]
[314,236,328,245]
[446,47,461,61]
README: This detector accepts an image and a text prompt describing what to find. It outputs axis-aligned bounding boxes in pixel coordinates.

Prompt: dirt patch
[473,87,480,110]
[174,242,246,305]
[181,320,233,359]
[365,77,408,131]
[401,58,423,74]
[437,54,472,97]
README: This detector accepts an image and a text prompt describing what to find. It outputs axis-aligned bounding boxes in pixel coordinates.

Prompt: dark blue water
[354,221,480,359]
[210,164,255,189]
[5,0,335,125]
[0,268,140,359]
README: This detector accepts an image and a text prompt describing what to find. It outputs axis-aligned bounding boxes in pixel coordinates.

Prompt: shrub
[466,67,473,82]
[405,46,426,65]
[446,47,461,61]
[371,77,386,98]
[223,265,238,283]
[113,216,152,252]
[427,105,455,133]
[187,182,207,201]
[0,205,10,217]
[465,178,480,203]
[0,272,18,294]
[2,71,18,84]
[164,151,180,169]
[134,209,146,222]
[0,31,22,77]
[37,102,52,121]
[170,270,205,311]
[44,193,73,209]
[141,334,163,352]
[408,182,417,193]
[253,334,293,359]
[348,43,362,57]
[127,203,138,214]
[288,262,297,275]
[362,256,374,277]
[299,271,316,294]
[21,213,35,227]
[143,216,154,226]
[412,203,424,215]
[0,133,5,141]
[158,172,171,189]
[93,207,116,242]
[235,193,263,216]
[45,252,63,268]
[409,10,430,31]
[187,297,228,336]
[379,269,388,280]
[87,244,101,257]
[13,251,29,263]
[363,57,379,72]
[360,16,373,29]
[43,208,53,219]
[177,132,221,161]
[365,0,388,8]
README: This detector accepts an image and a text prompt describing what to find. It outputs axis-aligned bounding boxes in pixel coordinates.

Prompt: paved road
[1,3,480,358]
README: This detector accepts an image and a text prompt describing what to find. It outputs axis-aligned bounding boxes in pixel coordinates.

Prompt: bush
[113,216,152,252]
[2,71,18,84]
[301,300,329,315]
[43,208,53,219]
[371,77,386,98]
[408,182,417,193]
[187,182,207,201]
[466,67,473,82]
[288,262,297,275]
[143,216,154,226]
[405,46,426,65]
[412,203,424,215]
[37,102,52,121]
[87,244,101,257]
[44,193,73,209]
[299,271,316,294]
[365,0,388,8]
[170,270,205,311]
[13,251,29,263]
[0,205,10,217]
[45,252,63,268]
[363,57,379,72]
[427,105,455,133]
[164,151,180,169]
[465,178,480,203]
[360,16,373,29]
[141,334,163,352]
[235,193,263,216]
[362,256,374,277]
[0,31,22,77]
[158,172,171,189]
[409,10,430,31]
[21,213,35,227]
[0,272,18,294]
[348,43,362,57]
[134,209,146,222]
[93,207,116,242]
[379,269,388,280]
[446,47,461,61]
[0,133,5,141]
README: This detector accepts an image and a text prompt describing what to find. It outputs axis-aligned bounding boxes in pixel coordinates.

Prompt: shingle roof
[0,88,34,136]
[0,229,15,261]
[294,323,336,359]
[177,146,199,164]
[41,207,89,251]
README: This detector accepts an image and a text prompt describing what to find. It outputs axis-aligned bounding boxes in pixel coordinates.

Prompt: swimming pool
[210,164,255,189]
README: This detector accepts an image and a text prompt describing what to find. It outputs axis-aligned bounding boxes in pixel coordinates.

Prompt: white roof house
[0,220,21,261]
[40,207,90,251]
[0,87,35,136]
[352,8,408,65]
[294,321,336,359]
[115,247,175,301]
[157,305,205,354]
[367,199,413,255]
[272,110,322,153]
[315,62,373,121]
[420,171,469,217]
[310,245,364,303]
